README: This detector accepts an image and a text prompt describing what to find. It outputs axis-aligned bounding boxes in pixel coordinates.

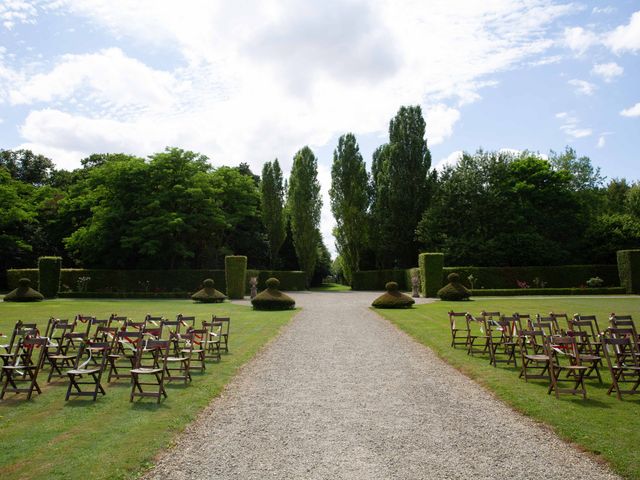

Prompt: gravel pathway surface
[144,291,619,480]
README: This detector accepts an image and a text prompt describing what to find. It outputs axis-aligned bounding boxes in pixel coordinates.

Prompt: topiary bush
[371,281,415,309]
[251,277,296,310]
[419,253,444,297]
[437,272,471,301]
[38,256,61,298]
[191,278,227,303]
[225,256,247,299]
[617,249,640,294]
[3,278,44,302]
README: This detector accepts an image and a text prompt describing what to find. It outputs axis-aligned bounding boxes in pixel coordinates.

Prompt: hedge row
[351,270,410,291]
[7,268,307,293]
[58,292,191,299]
[470,287,626,296]
[443,265,619,289]
[617,249,640,294]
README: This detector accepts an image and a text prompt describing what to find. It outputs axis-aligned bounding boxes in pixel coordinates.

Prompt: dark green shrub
[251,270,306,291]
[4,278,44,302]
[225,256,247,299]
[419,253,444,297]
[437,272,471,301]
[38,256,61,298]
[58,292,190,299]
[470,287,626,296]
[251,277,296,310]
[372,282,415,308]
[191,278,227,303]
[617,250,640,294]
[352,270,407,290]
[7,269,38,289]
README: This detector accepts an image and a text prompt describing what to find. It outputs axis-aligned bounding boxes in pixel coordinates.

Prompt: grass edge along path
[375,297,640,480]
[0,299,298,480]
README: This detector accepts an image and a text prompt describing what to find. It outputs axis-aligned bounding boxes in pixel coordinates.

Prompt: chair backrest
[498,315,520,340]
[513,313,531,330]
[125,320,146,332]
[600,333,640,367]
[176,314,196,330]
[93,326,118,346]
[84,317,110,337]
[549,312,569,331]
[569,315,601,346]
[545,335,581,364]
[109,314,128,326]
[448,311,467,332]
[609,314,637,336]
[20,336,49,368]
[534,314,560,336]
[517,329,545,355]
[135,339,170,369]
[213,316,230,336]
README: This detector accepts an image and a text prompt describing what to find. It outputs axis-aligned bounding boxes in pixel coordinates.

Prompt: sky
[1,0,639,256]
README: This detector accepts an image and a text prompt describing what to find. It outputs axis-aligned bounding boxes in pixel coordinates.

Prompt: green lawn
[375,296,640,480]
[0,299,297,480]
[310,283,351,292]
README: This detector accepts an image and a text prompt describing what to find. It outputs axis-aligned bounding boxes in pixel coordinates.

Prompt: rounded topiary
[3,278,45,302]
[372,281,415,309]
[251,277,296,311]
[191,278,227,303]
[437,272,471,301]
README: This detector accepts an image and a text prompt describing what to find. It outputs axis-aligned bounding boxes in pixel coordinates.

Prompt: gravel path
[144,291,619,480]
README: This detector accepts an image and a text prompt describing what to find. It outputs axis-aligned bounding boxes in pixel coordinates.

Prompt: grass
[0,298,297,480]
[375,296,640,480]
[310,283,351,292]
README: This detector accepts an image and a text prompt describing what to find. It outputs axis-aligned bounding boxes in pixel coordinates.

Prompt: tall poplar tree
[330,133,369,284]
[370,105,432,267]
[260,159,286,267]
[287,146,322,285]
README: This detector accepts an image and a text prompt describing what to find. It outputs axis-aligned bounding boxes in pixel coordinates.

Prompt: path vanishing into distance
[145,291,619,480]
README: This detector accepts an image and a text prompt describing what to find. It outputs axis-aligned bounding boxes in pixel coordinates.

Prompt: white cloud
[563,26,598,54]
[434,150,463,172]
[425,104,461,146]
[592,6,615,15]
[591,62,623,82]
[568,79,596,95]
[0,1,37,30]
[597,136,606,148]
[620,102,640,117]
[605,11,640,54]
[556,112,592,139]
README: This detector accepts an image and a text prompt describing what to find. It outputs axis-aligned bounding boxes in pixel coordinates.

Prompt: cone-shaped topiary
[3,278,45,302]
[191,278,227,303]
[372,281,415,308]
[437,272,471,301]
[251,277,296,310]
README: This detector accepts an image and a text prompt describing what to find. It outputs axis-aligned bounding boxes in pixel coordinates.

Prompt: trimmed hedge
[617,250,640,294]
[419,253,444,298]
[253,270,306,291]
[371,282,415,308]
[3,278,44,302]
[38,256,61,298]
[470,287,626,296]
[7,269,38,289]
[351,270,407,291]
[58,292,191,299]
[225,256,247,299]
[445,265,619,290]
[251,278,296,310]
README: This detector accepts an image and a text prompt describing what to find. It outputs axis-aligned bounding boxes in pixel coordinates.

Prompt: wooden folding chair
[47,332,86,382]
[610,314,640,351]
[545,335,588,399]
[570,314,602,355]
[213,316,230,353]
[130,339,169,403]
[549,312,569,334]
[464,313,489,356]
[202,320,222,362]
[517,329,550,382]
[65,340,111,401]
[486,315,519,367]
[108,330,143,382]
[185,328,207,371]
[605,327,640,364]
[448,311,469,348]
[1,336,48,400]
[600,332,640,400]
[0,321,38,381]
[533,315,561,338]
[164,331,193,384]
[177,314,196,331]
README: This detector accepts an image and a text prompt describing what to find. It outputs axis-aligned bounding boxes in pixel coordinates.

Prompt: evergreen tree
[330,133,370,284]
[287,146,322,285]
[260,159,287,268]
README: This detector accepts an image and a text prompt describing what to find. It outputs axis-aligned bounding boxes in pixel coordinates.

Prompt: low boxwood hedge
[470,287,626,296]
[58,291,191,299]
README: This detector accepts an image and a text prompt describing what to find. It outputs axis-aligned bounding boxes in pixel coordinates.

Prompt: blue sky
[1,1,639,253]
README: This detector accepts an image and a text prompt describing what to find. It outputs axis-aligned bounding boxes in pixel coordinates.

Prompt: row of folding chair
[448,311,640,400]
[0,313,231,403]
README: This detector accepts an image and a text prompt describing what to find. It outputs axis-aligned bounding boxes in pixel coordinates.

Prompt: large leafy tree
[330,133,369,284]
[370,105,432,267]
[260,159,287,268]
[287,146,322,285]
[0,149,55,185]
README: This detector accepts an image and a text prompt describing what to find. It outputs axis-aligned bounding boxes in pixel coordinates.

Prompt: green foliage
[585,277,604,288]
[38,256,61,298]
[260,159,287,268]
[419,252,444,298]
[3,278,44,302]
[225,255,247,299]
[6,268,38,289]
[582,213,640,263]
[370,106,432,268]
[549,146,604,190]
[0,149,55,185]
[625,183,640,218]
[191,278,227,303]
[351,270,407,290]
[288,146,322,285]
[330,133,370,284]
[470,287,625,296]
[417,151,586,266]
[443,265,619,289]
[251,277,296,310]
[371,281,415,308]
[617,249,640,294]
[311,238,333,287]
[437,272,471,301]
